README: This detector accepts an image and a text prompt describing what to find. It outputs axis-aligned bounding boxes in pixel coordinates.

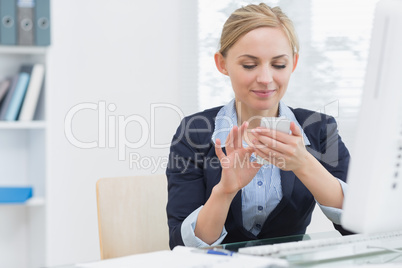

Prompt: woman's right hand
[214,121,262,196]
[195,122,261,244]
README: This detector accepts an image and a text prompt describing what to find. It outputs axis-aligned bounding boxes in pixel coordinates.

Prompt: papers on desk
[75,246,288,268]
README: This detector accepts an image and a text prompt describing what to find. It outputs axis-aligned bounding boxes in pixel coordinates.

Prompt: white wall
[46,0,195,265]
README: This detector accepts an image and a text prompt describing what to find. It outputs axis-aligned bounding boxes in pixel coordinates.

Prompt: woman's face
[216,27,298,118]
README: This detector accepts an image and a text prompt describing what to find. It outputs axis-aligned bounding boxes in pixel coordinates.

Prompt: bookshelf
[0,46,47,268]
[0,121,46,129]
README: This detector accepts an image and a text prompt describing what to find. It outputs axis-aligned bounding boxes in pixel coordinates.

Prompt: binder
[18,63,44,121]
[0,0,17,45]
[17,0,35,46]
[0,186,33,203]
[0,75,19,120]
[34,0,50,46]
[0,78,11,104]
[3,65,33,121]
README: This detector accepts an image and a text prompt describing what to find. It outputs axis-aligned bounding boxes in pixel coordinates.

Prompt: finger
[256,134,285,151]
[251,127,279,144]
[215,138,226,161]
[232,125,240,150]
[243,124,256,148]
[290,122,302,137]
[256,133,301,158]
[254,127,292,145]
[251,127,270,135]
[252,136,283,156]
[236,121,249,149]
[240,121,249,140]
[225,126,235,150]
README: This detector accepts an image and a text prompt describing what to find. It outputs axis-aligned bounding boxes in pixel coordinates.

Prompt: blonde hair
[219,3,299,57]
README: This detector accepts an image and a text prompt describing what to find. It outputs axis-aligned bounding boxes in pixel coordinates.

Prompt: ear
[292,53,299,72]
[214,52,228,75]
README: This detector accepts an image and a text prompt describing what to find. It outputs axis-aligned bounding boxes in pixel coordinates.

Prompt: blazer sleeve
[307,114,350,182]
[166,116,210,249]
[314,114,354,235]
[294,109,354,235]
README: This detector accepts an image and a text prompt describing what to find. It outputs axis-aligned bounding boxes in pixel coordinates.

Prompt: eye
[242,65,257,70]
[273,65,286,69]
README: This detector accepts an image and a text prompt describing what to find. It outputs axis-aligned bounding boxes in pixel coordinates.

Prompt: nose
[256,66,273,85]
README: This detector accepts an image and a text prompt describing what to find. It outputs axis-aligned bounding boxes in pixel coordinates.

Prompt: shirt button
[256,224,262,229]
[257,181,263,186]
[258,205,263,211]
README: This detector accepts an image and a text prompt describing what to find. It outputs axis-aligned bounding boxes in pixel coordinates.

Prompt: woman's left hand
[249,122,309,171]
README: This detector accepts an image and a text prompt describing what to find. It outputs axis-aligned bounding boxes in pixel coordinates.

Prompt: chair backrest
[96,174,169,259]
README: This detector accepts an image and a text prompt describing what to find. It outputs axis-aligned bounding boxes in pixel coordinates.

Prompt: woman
[166,3,351,249]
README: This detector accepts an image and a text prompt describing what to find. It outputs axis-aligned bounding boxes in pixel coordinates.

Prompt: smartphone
[255,117,291,165]
[260,117,291,133]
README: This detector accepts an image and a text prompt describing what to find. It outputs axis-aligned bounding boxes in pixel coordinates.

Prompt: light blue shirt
[181,99,347,247]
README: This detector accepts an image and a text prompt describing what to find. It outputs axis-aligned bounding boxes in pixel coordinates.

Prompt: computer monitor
[341,0,402,234]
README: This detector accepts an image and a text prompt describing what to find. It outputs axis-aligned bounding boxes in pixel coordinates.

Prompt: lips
[252,90,276,98]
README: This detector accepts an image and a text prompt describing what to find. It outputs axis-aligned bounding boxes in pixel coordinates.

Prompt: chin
[236,97,280,114]
[253,100,278,112]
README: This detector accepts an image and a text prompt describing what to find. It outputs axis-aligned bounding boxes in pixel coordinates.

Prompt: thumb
[290,122,302,137]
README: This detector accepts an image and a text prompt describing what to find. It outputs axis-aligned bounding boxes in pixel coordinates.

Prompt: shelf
[0,46,48,55]
[0,39,49,268]
[25,197,45,206]
[0,121,47,129]
[0,197,45,207]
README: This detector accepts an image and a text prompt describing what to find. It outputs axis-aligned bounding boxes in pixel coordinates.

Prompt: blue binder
[34,0,50,46]
[0,0,17,45]
[0,187,33,203]
[4,65,32,121]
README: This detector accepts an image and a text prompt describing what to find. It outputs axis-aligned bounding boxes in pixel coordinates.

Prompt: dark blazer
[166,106,352,249]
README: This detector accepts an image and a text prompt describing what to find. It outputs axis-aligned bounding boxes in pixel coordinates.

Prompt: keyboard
[238,230,402,262]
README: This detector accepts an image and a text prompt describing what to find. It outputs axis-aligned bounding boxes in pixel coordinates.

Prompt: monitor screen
[341,0,402,234]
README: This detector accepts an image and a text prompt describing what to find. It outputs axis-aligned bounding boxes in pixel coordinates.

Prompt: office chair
[96,175,170,259]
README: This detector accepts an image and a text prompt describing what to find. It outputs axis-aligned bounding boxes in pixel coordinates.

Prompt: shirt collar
[211,99,311,147]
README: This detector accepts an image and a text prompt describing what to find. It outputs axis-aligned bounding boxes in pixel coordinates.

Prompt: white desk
[52,252,402,268]
[52,232,402,268]
[54,247,286,268]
